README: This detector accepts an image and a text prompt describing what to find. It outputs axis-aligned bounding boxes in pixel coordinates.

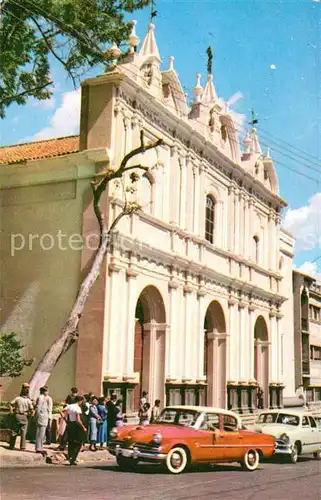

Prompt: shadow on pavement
[88,462,259,475]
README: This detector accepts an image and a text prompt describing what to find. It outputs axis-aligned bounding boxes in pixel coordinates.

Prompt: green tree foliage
[0,0,151,117]
[0,332,33,378]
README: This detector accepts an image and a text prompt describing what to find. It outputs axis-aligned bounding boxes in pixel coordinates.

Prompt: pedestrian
[35,386,51,456]
[66,387,79,404]
[139,402,151,426]
[89,396,101,451]
[257,387,264,409]
[59,387,79,451]
[106,394,117,442]
[9,385,34,451]
[97,397,108,449]
[138,391,148,420]
[58,404,68,449]
[81,394,90,443]
[150,399,161,423]
[62,395,87,465]
[115,399,125,427]
[44,386,53,445]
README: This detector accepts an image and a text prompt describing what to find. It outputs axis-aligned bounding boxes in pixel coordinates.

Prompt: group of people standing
[9,384,162,466]
[58,388,126,465]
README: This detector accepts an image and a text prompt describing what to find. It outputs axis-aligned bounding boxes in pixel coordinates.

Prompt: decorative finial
[105,42,122,66]
[193,73,203,102]
[266,147,271,158]
[168,56,174,70]
[150,0,157,22]
[129,20,140,52]
[206,46,213,75]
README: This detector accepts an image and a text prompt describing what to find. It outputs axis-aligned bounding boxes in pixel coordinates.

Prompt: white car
[252,409,321,464]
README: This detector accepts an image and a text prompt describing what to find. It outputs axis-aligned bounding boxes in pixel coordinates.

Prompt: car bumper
[274,443,293,455]
[108,444,167,462]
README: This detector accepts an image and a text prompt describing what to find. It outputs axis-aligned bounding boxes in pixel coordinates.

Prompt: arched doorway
[134,286,166,410]
[204,301,227,407]
[254,316,269,408]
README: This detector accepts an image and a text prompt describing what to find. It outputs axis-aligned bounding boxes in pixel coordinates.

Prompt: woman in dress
[97,397,108,449]
[61,395,87,465]
[89,396,101,451]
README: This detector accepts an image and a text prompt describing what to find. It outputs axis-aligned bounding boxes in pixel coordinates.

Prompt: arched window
[253,235,260,264]
[205,195,215,243]
[140,173,153,215]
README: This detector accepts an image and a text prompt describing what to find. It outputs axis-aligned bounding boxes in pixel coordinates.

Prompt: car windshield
[156,408,199,427]
[276,413,299,426]
[258,413,278,424]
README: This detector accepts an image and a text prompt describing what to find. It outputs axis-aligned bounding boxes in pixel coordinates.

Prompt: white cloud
[31,97,57,109]
[270,64,277,70]
[296,261,321,281]
[33,88,81,140]
[283,193,321,251]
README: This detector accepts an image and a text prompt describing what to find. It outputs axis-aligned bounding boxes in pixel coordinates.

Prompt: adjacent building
[293,270,321,405]
[1,22,296,412]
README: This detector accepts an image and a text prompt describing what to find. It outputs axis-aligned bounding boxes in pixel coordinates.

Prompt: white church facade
[77,21,296,414]
[0,22,296,411]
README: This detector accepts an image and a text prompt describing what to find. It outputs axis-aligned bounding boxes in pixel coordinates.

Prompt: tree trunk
[28,229,109,399]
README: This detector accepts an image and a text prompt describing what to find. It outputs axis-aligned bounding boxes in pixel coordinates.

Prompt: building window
[221,124,227,142]
[253,235,260,264]
[140,173,153,215]
[205,195,215,243]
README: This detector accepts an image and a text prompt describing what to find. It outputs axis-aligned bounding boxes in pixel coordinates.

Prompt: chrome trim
[109,444,167,462]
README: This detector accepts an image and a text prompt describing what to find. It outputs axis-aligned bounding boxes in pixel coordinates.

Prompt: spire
[139,23,161,63]
[250,127,263,155]
[201,73,218,104]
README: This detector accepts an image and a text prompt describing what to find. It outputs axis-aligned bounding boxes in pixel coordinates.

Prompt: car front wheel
[288,444,299,464]
[241,449,259,471]
[116,456,138,471]
[313,451,321,460]
[165,446,188,474]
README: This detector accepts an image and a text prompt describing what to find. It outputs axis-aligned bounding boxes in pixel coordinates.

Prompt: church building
[0,22,295,412]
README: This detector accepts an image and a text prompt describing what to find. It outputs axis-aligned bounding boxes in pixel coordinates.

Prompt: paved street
[1,458,321,500]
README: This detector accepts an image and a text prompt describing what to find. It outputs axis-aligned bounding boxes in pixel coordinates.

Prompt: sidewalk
[0,440,114,468]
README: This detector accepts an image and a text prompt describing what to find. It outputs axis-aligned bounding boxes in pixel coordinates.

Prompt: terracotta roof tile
[0,135,79,165]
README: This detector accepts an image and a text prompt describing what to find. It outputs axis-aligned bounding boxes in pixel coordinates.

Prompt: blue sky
[0,0,320,273]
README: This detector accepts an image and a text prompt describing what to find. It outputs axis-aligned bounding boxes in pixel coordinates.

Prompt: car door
[219,414,244,460]
[308,416,321,453]
[300,415,312,454]
[194,412,226,462]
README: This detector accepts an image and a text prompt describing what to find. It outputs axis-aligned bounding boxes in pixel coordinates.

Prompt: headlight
[152,432,162,444]
[109,428,119,439]
[279,433,290,444]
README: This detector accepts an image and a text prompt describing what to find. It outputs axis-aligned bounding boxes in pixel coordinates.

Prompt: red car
[108,405,275,474]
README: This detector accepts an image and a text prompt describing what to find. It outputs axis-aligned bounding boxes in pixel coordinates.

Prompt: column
[196,289,206,380]
[239,192,244,256]
[275,213,281,271]
[123,268,139,377]
[276,312,283,382]
[169,145,179,226]
[185,156,193,232]
[192,165,200,234]
[167,280,179,380]
[268,211,274,270]
[227,298,238,382]
[247,198,253,260]
[244,196,249,260]
[199,163,206,238]
[183,286,193,379]
[238,301,246,381]
[269,310,277,381]
[248,303,256,381]
[104,263,122,377]
[142,321,157,404]
[228,184,235,252]
[179,155,187,230]
[234,187,240,254]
